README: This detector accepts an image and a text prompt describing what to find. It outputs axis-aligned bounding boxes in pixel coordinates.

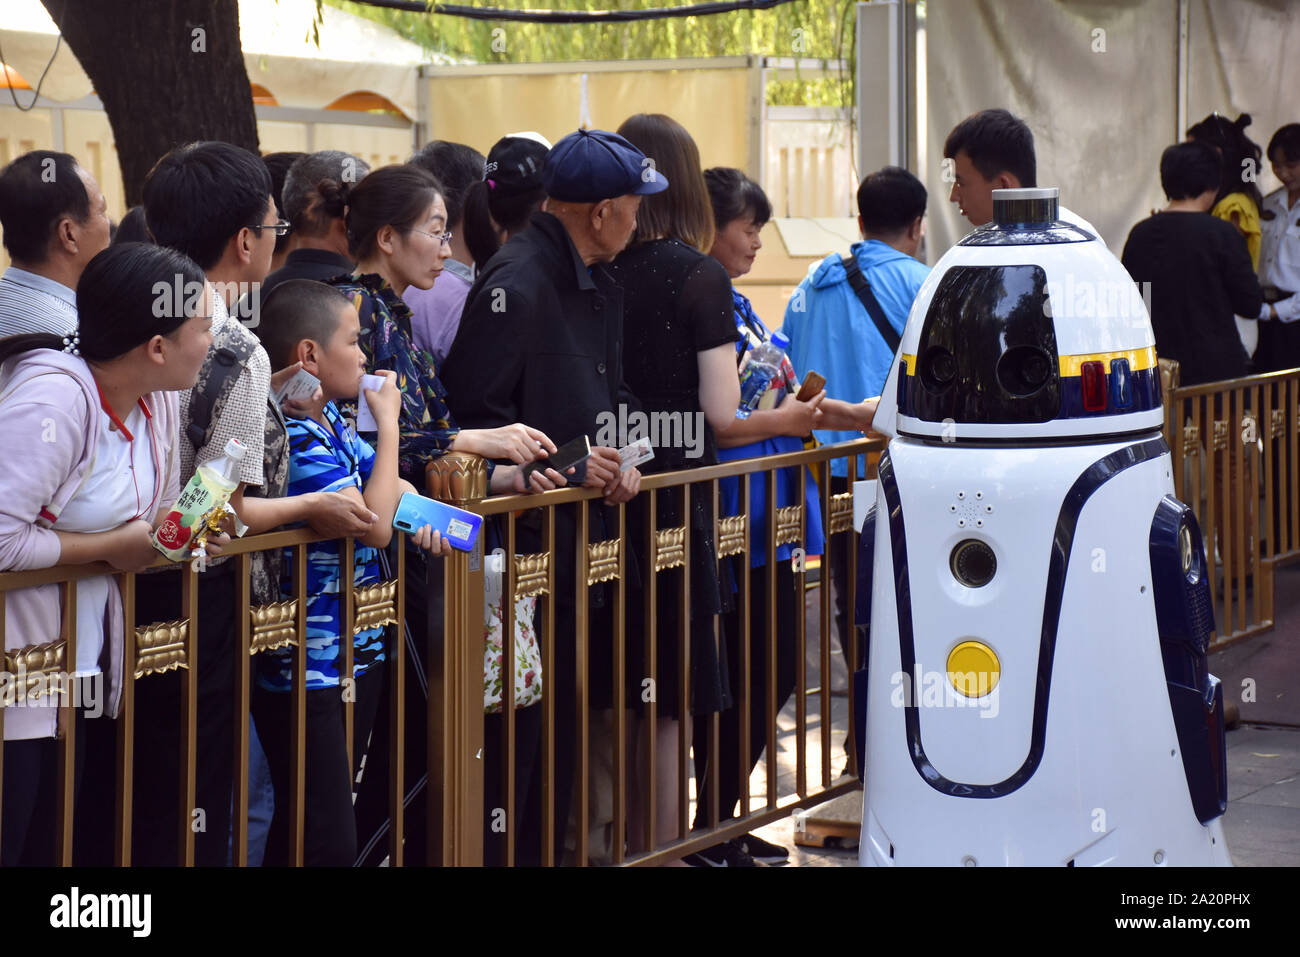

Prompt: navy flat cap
[542,128,670,203]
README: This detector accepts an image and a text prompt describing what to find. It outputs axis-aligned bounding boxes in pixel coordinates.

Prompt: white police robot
[858,188,1231,866]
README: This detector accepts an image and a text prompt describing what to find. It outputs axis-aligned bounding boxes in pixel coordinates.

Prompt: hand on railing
[302,491,379,539]
[584,446,640,504]
[108,519,169,573]
[451,423,558,464]
[498,462,571,495]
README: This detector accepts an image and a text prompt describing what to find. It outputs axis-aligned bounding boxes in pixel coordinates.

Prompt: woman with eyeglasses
[325,164,561,485]
[328,164,570,865]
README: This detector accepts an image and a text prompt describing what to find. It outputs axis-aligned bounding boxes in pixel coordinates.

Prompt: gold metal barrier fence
[0,436,881,867]
[1163,366,1300,647]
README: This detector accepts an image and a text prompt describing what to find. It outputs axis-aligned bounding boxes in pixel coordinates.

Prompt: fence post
[427,453,487,866]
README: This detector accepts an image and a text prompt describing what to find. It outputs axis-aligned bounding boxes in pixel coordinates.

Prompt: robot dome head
[886,187,1163,442]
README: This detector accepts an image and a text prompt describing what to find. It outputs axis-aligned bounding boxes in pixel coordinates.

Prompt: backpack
[186,335,258,452]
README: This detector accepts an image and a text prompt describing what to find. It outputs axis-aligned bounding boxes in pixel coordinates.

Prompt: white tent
[0,0,432,118]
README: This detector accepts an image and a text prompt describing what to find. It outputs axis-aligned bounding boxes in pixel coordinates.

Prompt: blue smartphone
[392,492,482,552]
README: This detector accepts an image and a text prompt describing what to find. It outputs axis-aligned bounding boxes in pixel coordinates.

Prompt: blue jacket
[781,239,929,476]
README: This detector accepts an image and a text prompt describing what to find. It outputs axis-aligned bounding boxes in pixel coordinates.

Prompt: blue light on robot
[1109,357,1133,410]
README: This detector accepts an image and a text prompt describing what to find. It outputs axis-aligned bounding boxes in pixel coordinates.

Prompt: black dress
[607,238,740,718]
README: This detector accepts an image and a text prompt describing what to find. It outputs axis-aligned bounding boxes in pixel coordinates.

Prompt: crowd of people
[1120,114,1300,386]
[0,103,1293,867]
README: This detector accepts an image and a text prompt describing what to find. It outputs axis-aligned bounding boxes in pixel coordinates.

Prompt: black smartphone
[522,433,592,484]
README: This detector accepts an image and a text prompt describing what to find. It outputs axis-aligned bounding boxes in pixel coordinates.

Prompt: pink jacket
[0,349,181,739]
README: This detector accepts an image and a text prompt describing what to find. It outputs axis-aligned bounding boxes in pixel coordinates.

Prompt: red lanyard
[96,383,162,521]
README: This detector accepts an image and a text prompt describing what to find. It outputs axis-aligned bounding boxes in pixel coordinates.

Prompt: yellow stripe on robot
[1057,347,1157,377]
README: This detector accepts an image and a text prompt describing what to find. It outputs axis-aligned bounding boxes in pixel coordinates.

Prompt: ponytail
[462,179,501,271]
[0,243,206,370]
[462,178,547,271]
[0,332,65,368]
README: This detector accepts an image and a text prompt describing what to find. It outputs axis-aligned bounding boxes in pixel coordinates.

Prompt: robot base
[859,433,1231,867]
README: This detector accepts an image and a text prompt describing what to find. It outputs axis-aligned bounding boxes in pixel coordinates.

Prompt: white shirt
[0,266,77,338]
[58,401,161,675]
[1259,187,1300,322]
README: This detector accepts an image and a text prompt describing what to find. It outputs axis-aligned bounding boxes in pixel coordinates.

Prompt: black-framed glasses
[410,227,453,246]
[248,219,292,237]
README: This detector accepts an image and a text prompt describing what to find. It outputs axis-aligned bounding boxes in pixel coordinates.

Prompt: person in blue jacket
[781,165,929,741]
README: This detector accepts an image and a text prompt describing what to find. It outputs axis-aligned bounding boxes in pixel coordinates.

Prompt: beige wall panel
[0,105,54,167]
[256,120,311,155]
[61,108,126,219]
[585,69,750,171]
[425,74,582,154]
[309,123,414,170]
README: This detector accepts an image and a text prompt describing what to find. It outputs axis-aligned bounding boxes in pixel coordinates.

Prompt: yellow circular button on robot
[947,641,1000,698]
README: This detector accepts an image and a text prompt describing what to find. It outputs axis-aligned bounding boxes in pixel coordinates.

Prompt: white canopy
[0,0,432,118]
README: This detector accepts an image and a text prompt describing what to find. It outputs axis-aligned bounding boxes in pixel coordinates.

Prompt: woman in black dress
[609,113,741,853]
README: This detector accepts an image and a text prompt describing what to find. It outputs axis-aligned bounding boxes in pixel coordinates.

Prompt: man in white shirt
[1256,123,1300,371]
[0,150,111,337]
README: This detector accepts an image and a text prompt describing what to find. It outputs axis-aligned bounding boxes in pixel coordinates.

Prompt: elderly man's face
[595,194,641,260]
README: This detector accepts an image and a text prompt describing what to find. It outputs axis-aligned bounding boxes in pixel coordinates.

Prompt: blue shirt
[781,240,928,476]
[0,266,77,339]
[719,289,826,567]
[256,401,385,692]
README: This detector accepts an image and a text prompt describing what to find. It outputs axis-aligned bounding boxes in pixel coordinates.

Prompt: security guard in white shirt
[1256,124,1300,370]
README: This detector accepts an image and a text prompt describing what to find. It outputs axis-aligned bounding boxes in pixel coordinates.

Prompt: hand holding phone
[522,433,592,485]
[795,371,826,402]
[393,491,482,551]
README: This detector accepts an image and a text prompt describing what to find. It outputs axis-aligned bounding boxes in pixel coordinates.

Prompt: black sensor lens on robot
[950,539,997,588]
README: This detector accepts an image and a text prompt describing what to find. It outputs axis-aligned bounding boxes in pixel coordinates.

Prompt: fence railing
[1163,365,1300,647]
[0,436,882,867]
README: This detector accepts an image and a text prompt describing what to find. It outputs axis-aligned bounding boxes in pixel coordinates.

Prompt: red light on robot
[1080,361,1107,412]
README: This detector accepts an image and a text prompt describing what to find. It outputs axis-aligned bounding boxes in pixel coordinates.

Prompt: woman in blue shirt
[689,168,874,866]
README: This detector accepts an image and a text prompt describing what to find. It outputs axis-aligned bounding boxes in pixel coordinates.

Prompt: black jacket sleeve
[441,280,531,430]
[1219,221,1264,319]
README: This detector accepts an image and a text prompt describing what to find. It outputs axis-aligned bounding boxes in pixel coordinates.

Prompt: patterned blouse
[327,272,463,484]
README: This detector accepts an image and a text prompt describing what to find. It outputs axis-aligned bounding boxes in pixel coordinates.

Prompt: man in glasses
[115,141,376,867]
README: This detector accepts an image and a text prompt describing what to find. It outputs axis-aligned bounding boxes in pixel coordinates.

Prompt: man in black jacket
[441,128,664,864]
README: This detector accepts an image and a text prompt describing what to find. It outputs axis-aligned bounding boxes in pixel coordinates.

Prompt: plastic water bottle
[738,331,790,414]
[152,438,246,562]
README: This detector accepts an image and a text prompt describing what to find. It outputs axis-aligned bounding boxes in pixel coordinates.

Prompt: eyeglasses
[410,227,453,246]
[247,219,292,237]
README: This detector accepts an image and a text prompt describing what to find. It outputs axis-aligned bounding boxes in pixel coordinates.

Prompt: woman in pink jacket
[0,242,215,865]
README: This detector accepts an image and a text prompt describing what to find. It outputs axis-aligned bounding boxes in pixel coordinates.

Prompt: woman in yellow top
[1188,112,1265,268]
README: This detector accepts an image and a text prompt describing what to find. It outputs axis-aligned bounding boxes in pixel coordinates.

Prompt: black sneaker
[738,832,789,864]
[683,839,757,867]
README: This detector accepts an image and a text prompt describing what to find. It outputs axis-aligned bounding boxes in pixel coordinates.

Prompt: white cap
[506,130,554,149]
[223,438,247,461]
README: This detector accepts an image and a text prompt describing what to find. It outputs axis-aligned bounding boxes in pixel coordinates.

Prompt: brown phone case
[795,371,826,402]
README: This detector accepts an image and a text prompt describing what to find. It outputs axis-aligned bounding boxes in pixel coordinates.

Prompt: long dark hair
[704,167,772,231]
[0,242,206,368]
[343,164,443,261]
[1187,112,1263,213]
[462,136,549,270]
[617,114,716,253]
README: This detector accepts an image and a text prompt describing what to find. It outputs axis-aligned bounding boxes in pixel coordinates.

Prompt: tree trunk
[41,0,259,206]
